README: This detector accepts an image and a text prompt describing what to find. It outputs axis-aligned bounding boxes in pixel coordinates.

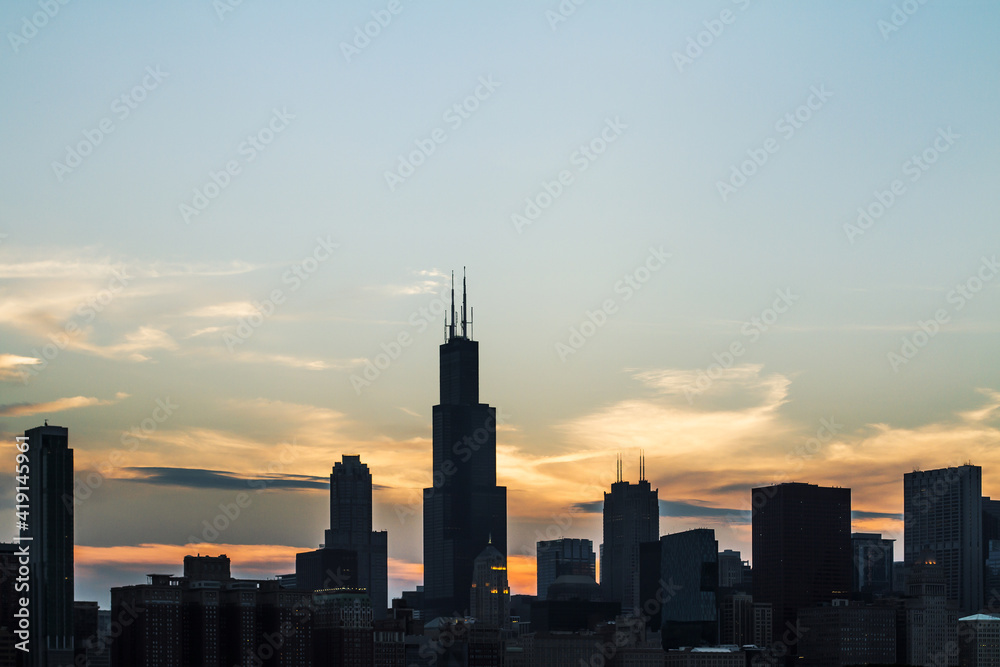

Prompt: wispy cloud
[0,394,122,417]
[0,353,40,382]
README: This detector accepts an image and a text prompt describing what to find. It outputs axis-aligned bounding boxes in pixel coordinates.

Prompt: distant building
[852,532,894,596]
[312,589,374,666]
[536,538,595,600]
[797,600,897,667]
[656,529,718,648]
[663,646,745,666]
[25,423,76,666]
[752,482,851,649]
[601,457,659,615]
[905,553,958,667]
[958,613,1000,667]
[717,549,748,591]
[469,543,509,628]
[904,465,983,614]
[719,594,771,648]
[530,575,619,634]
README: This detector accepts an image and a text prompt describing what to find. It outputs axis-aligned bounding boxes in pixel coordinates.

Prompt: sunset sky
[2,1,999,608]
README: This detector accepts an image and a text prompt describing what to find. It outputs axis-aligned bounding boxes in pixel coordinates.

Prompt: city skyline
[2,0,1000,615]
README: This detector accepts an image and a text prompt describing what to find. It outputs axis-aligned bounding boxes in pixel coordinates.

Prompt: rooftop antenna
[449,270,456,341]
[461,267,468,339]
[640,451,645,481]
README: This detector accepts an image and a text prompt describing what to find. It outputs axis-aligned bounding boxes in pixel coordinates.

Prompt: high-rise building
[905,553,958,667]
[904,465,983,614]
[656,528,718,649]
[601,457,658,615]
[535,538,595,600]
[852,532,894,596]
[797,600,897,667]
[717,549,748,592]
[752,482,851,649]
[324,455,389,619]
[958,613,1000,666]
[423,273,507,618]
[469,543,509,628]
[24,423,75,666]
[312,589,374,667]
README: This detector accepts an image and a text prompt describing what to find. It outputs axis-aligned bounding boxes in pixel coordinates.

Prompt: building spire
[461,267,468,339]
[449,270,457,341]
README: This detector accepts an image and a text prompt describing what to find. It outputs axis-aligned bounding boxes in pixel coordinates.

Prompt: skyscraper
[423,273,507,618]
[536,538,596,600]
[24,423,75,667]
[324,455,389,619]
[752,482,851,648]
[657,528,719,649]
[904,465,983,614]
[601,457,659,615]
[851,532,894,596]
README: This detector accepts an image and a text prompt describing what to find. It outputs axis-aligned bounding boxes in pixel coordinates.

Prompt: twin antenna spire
[445,267,473,342]
[615,451,646,483]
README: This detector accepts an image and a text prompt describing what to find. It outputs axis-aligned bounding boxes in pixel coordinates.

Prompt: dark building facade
[324,455,388,619]
[657,528,718,648]
[752,482,852,650]
[851,532,894,596]
[423,275,507,618]
[601,458,659,615]
[904,465,983,614]
[797,601,897,667]
[24,423,75,667]
[535,538,595,601]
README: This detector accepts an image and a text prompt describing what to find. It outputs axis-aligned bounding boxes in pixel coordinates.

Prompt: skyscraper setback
[423,273,507,618]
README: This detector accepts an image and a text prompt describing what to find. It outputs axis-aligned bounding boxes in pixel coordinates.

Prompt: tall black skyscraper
[423,272,507,618]
[24,423,75,667]
[601,456,659,615]
[324,455,388,619]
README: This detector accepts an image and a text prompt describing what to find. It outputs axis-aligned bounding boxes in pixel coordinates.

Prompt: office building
[656,528,718,648]
[423,274,507,618]
[797,600,897,667]
[601,456,658,615]
[535,538,595,600]
[852,532,894,596]
[752,482,851,648]
[469,543,509,628]
[24,423,75,666]
[904,465,983,614]
[958,614,1000,666]
[905,553,959,667]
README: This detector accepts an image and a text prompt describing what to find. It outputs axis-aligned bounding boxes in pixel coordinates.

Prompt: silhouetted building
[536,538,595,600]
[325,455,389,619]
[958,613,1000,666]
[312,589,374,667]
[905,553,958,667]
[797,600,896,667]
[851,532,894,596]
[663,646,745,666]
[469,543,509,628]
[717,549,748,592]
[296,547,358,593]
[111,574,183,667]
[986,540,1000,606]
[24,423,75,667]
[423,274,507,618]
[601,457,658,615]
[656,529,718,648]
[751,482,851,653]
[904,465,983,614]
[718,594,771,648]
[530,574,619,634]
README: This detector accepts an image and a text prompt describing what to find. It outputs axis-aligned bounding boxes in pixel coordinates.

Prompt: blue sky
[1,0,999,605]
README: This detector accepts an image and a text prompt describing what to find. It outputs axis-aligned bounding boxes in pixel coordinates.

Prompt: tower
[423,270,507,618]
[469,542,509,628]
[904,465,983,614]
[24,423,75,667]
[600,454,658,615]
[324,455,388,619]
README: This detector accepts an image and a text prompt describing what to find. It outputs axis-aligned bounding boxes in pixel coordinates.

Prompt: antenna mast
[448,271,456,341]
[461,267,468,339]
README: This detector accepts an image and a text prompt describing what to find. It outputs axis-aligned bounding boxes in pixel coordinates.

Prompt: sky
[1,0,999,609]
